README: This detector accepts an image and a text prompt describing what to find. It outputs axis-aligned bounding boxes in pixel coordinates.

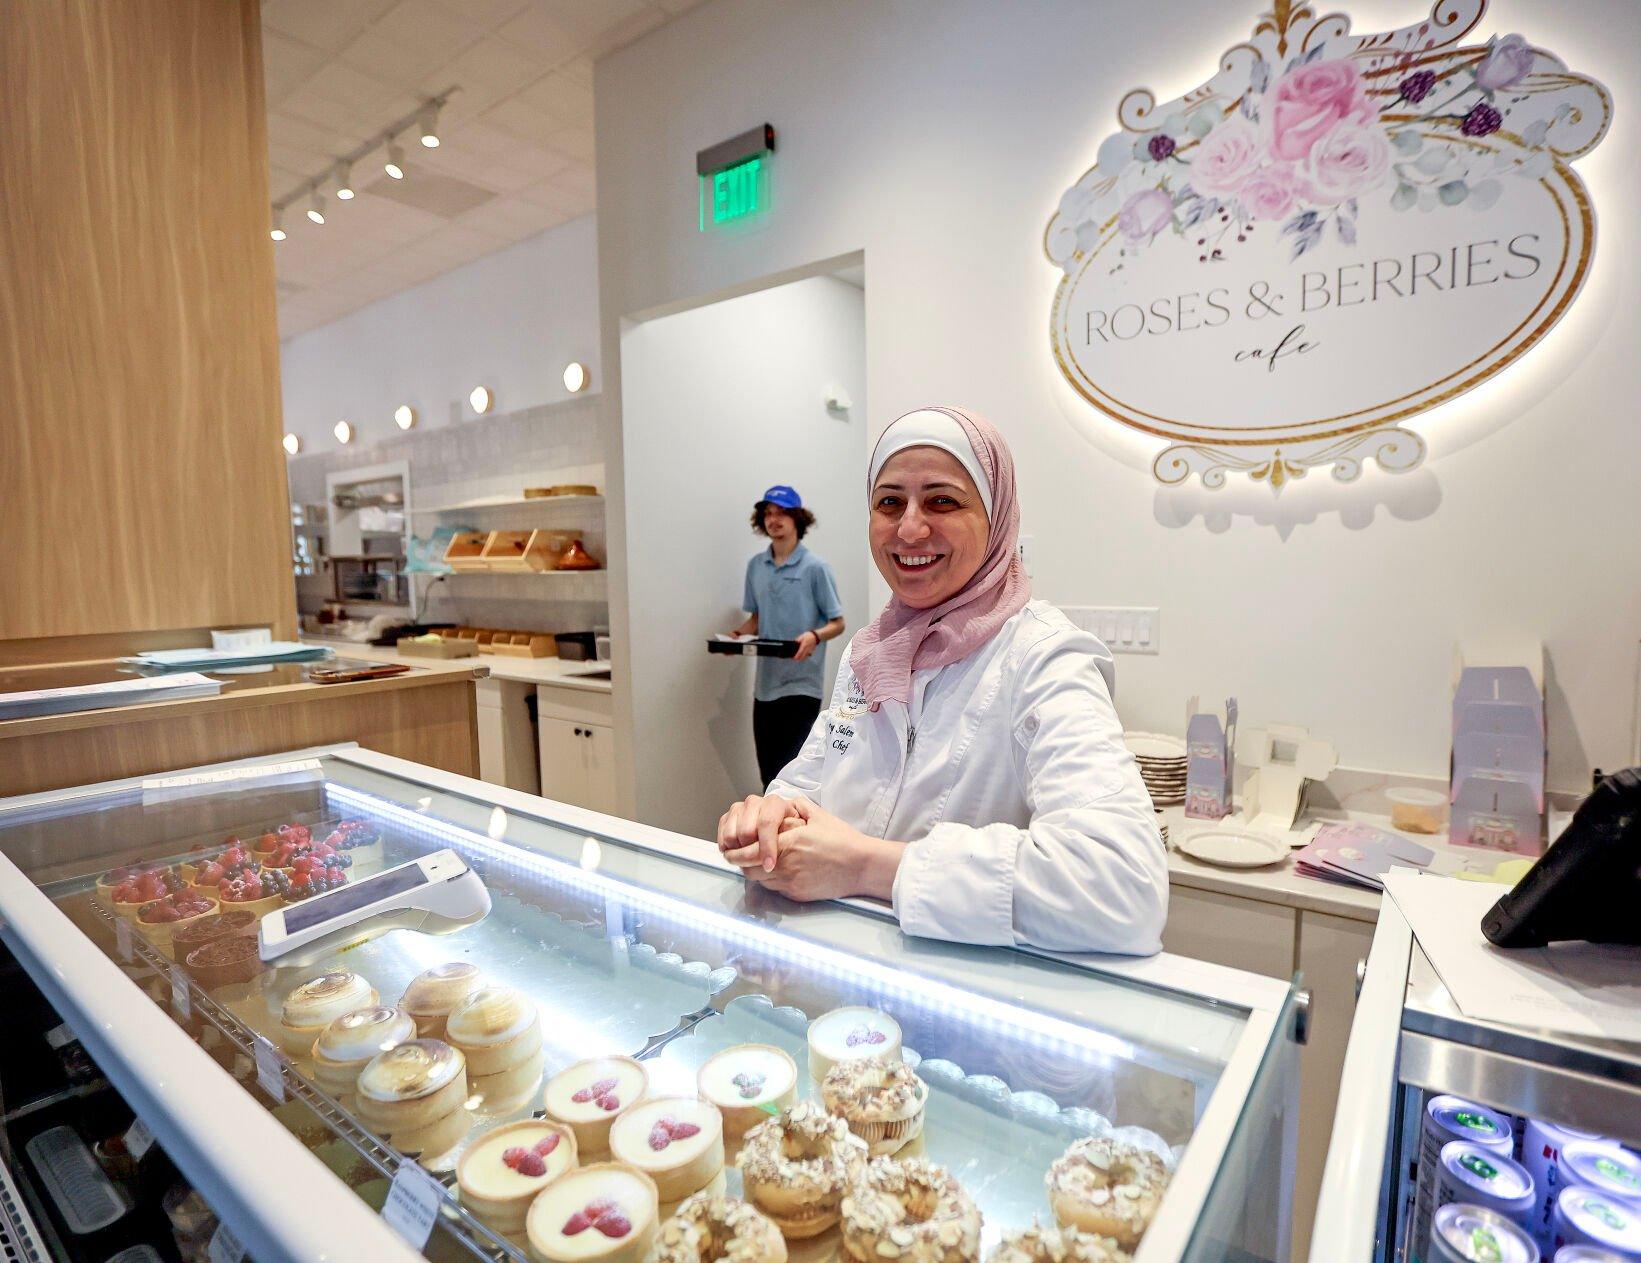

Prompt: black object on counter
[557,631,598,662]
[1481,766,1641,948]
[706,637,799,658]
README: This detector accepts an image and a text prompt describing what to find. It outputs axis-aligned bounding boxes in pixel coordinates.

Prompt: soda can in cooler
[1526,1121,1605,1251]
[1430,1203,1540,1263]
[1554,1245,1630,1263]
[1551,1187,1641,1258]
[1415,1097,1515,1261]
[1438,1141,1537,1231]
[1560,1142,1641,1211]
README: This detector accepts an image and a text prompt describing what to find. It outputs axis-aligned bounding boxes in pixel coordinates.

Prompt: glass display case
[1310,902,1641,1263]
[0,747,1301,1262]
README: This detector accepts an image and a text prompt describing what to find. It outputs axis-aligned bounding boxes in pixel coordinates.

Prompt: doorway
[620,261,868,839]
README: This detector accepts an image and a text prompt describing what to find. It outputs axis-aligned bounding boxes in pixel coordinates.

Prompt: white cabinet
[535,685,619,815]
[475,677,540,793]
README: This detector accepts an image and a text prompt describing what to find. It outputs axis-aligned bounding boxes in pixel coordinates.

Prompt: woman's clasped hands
[716,794,904,903]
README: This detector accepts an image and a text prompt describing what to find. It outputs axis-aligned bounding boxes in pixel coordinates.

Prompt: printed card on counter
[382,1161,445,1249]
[142,758,322,806]
[253,1036,286,1103]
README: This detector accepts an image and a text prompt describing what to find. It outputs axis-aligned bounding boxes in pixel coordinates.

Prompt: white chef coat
[767,600,1167,954]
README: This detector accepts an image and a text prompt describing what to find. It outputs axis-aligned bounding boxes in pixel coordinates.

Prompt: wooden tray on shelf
[480,529,554,572]
[486,632,557,658]
[443,531,492,572]
[397,637,478,659]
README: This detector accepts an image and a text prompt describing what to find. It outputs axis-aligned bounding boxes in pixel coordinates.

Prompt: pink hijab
[849,406,1031,707]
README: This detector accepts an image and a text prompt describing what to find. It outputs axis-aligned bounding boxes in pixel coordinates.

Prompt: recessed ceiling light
[469,385,493,414]
[333,420,354,444]
[394,404,416,430]
[385,140,406,180]
[562,361,589,393]
[282,433,301,455]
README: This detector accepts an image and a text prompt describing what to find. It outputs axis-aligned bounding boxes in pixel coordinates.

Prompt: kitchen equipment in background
[1238,723,1338,832]
[594,632,611,662]
[1185,696,1237,819]
[554,538,601,571]
[555,632,598,661]
[487,633,557,658]
[1124,731,1188,807]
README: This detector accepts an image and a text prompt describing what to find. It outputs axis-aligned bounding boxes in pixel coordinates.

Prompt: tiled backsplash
[287,396,608,636]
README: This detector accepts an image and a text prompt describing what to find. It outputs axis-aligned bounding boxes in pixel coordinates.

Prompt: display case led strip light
[326,785,1137,1066]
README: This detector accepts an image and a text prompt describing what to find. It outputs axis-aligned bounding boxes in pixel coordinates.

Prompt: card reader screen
[282,863,430,934]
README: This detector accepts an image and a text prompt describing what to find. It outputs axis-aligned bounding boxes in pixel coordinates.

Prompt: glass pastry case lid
[0,748,1289,1260]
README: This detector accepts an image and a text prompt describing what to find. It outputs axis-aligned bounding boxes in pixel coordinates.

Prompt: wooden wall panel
[0,0,294,645]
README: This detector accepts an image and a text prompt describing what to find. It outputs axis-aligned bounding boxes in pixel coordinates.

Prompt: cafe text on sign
[1044,0,1610,490]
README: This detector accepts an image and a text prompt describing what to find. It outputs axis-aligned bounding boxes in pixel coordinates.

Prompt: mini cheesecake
[696,1045,797,1141]
[806,1006,902,1081]
[311,1006,417,1101]
[525,1162,658,1263]
[458,1120,578,1240]
[400,961,485,1039]
[545,1056,649,1156]
[608,1097,723,1204]
[278,972,379,1056]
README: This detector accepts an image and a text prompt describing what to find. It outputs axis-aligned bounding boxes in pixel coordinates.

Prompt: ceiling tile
[542,125,594,164]
[424,0,533,30]
[454,195,566,240]
[517,72,592,128]
[483,95,567,146]
[421,38,542,124]
[260,30,328,105]
[262,0,393,54]
[493,5,585,61]
[371,0,485,65]
[585,4,667,59]
[535,0,653,48]
[337,25,453,86]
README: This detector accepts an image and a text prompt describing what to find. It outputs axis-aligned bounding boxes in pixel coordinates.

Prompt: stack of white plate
[1125,732,1188,808]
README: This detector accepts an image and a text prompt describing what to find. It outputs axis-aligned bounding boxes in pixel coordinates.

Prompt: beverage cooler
[1310,901,1641,1263]
[0,747,1304,1262]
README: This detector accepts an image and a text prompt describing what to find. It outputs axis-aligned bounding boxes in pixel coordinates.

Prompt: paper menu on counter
[0,672,222,721]
[1294,822,1434,890]
[1384,870,1641,1044]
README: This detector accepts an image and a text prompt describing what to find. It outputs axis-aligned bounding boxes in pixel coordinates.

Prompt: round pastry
[278,972,379,1056]
[355,1039,470,1158]
[97,861,165,908]
[215,868,284,917]
[109,867,188,919]
[696,1044,797,1142]
[446,985,542,1076]
[736,1101,868,1239]
[311,1005,417,1100]
[525,1161,659,1263]
[171,908,257,959]
[545,1056,650,1156]
[823,1056,928,1156]
[458,1119,577,1239]
[1046,1137,1169,1250]
[652,1191,786,1263]
[136,891,220,959]
[988,1221,1134,1263]
[184,935,264,989]
[608,1097,724,1203]
[807,1006,903,1081]
[400,961,485,1038]
[841,1155,982,1263]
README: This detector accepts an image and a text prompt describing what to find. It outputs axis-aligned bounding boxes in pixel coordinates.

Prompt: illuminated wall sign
[697,123,775,230]
[1044,0,1610,489]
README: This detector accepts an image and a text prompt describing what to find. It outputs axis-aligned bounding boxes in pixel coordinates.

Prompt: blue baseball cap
[759,485,802,509]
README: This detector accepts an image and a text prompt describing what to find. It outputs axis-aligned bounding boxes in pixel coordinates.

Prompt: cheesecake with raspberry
[607,1098,723,1204]
[545,1056,650,1156]
[525,1163,658,1263]
[458,1120,577,1239]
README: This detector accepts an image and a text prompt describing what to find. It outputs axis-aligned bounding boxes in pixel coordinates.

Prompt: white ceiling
[263,0,702,339]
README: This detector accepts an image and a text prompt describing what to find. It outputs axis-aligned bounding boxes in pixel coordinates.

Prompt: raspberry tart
[282,852,350,903]
[324,819,383,870]
[458,1120,578,1240]
[807,1006,903,1082]
[607,1097,724,1205]
[545,1056,650,1156]
[135,891,220,959]
[400,961,485,1039]
[696,1044,797,1142]
[96,860,164,909]
[109,867,187,920]
[278,971,379,1055]
[524,1162,658,1263]
[215,869,284,917]
[311,1005,416,1101]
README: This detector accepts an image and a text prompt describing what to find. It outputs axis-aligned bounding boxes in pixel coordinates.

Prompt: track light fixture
[270,209,286,242]
[385,140,406,180]
[419,103,442,149]
[335,163,355,200]
[306,192,326,225]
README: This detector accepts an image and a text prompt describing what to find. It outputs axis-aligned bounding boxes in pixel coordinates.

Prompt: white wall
[596,0,1641,806]
[280,214,600,450]
[621,274,869,836]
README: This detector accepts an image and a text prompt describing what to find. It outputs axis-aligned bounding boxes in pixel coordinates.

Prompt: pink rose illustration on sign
[1474,33,1534,92]
[1299,119,1392,205]
[1263,59,1373,162]
[1118,187,1174,241]
[1187,118,1262,197]
[1239,165,1300,220]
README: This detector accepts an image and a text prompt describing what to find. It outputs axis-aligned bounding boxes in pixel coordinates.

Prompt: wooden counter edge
[0,660,489,741]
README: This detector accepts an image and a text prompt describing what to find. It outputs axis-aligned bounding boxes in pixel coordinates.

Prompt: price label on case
[381,1162,444,1249]
[170,963,192,1019]
[207,1221,246,1263]
[253,1036,285,1103]
[114,918,134,962]
[123,1116,155,1162]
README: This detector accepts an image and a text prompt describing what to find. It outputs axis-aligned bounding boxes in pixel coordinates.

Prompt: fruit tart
[110,867,188,919]
[283,854,350,903]
[136,890,220,958]
[96,860,163,909]
[216,869,284,917]
[322,819,383,869]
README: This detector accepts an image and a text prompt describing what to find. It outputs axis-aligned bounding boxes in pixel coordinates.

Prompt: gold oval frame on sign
[1048,158,1593,448]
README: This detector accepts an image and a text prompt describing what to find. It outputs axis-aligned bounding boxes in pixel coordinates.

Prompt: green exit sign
[696,123,775,232]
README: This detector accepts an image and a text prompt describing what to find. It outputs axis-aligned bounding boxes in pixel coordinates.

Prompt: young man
[728,485,846,788]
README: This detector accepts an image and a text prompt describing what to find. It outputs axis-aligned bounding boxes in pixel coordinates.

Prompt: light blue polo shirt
[743,544,843,701]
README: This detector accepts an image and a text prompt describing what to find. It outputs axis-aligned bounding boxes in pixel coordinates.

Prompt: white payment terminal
[258,849,491,964]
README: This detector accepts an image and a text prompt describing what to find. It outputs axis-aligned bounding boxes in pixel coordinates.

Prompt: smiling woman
[713,407,1167,955]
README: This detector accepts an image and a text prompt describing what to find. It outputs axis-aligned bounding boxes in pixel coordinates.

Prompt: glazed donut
[652,1191,787,1263]
[736,1101,868,1239]
[840,1155,981,1263]
[1046,1137,1169,1250]
[988,1220,1134,1263]
[822,1056,928,1156]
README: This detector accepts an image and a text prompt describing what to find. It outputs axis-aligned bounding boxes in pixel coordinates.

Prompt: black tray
[707,637,798,658]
